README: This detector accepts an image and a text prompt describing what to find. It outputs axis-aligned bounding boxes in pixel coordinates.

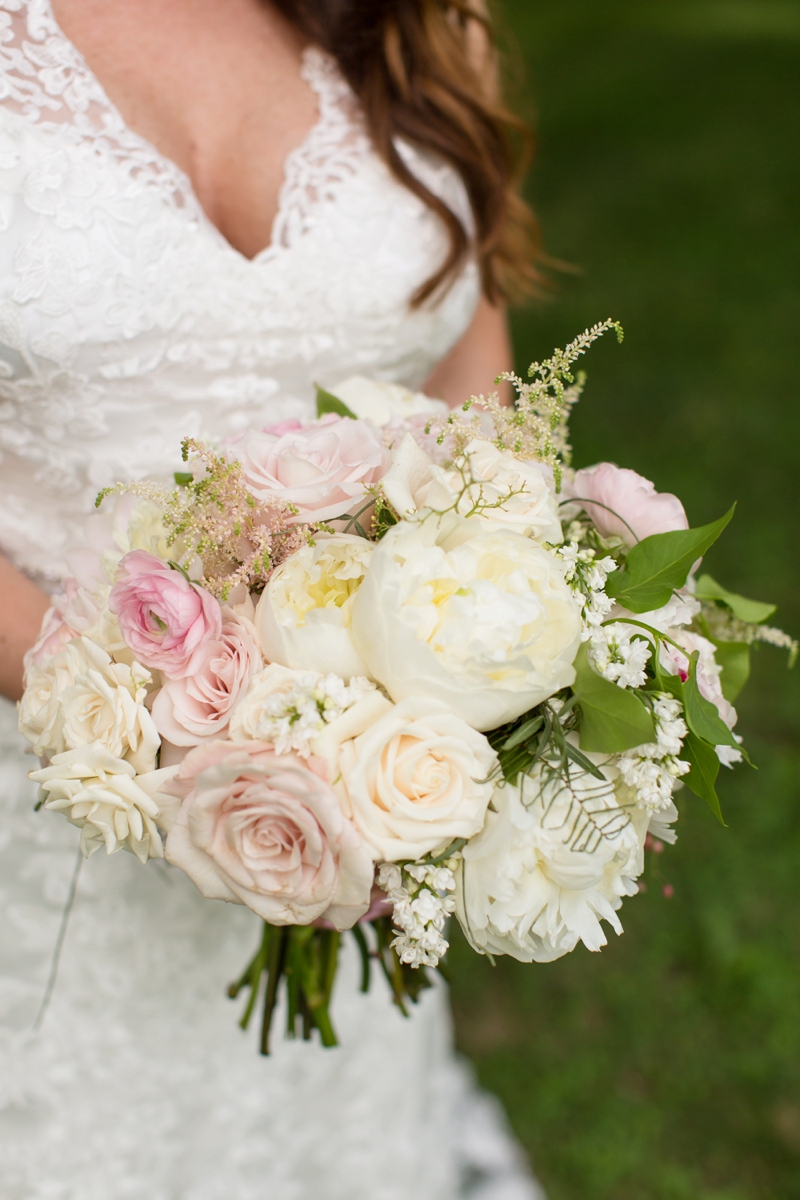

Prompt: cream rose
[29,745,174,863]
[382,435,563,543]
[350,514,582,731]
[330,377,448,427]
[311,692,497,861]
[18,636,159,772]
[164,741,374,929]
[255,533,373,680]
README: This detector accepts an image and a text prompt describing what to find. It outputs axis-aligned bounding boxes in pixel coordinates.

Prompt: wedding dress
[0,4,545,1198]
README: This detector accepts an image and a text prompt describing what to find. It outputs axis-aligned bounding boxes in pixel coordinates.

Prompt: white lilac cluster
[377,860,458,969]
[230,667,375,756]
[556,541,617,639]
[616,693,690,812]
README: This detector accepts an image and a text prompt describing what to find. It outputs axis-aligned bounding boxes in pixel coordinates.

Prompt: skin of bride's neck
[50,0,318,259]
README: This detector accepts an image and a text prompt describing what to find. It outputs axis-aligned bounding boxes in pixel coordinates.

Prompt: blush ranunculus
[109,551,222,679]
[151,607,263,746]
[570,463,688,546]
[163,741,374,929]
[232,414,390,524]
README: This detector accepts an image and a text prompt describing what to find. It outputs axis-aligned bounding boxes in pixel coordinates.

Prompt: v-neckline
[42,0,327,266]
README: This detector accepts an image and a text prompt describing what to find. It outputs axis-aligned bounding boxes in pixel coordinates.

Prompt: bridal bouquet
[19,321,795,1053]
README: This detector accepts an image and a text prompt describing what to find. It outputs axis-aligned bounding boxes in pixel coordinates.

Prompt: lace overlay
[0,4,544,1198]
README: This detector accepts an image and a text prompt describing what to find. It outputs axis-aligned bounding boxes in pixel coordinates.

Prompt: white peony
[350,514,582,731]
[382,435,563,543]
[18,636,159,772]
[311,692,497,861]
[456,754,656,962]
[330,377,448,427]
[255,534,373,680]
[29,745,175,863]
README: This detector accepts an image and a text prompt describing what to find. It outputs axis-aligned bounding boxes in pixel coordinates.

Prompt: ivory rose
[29,745,175,863]
[151,607,262,746]
[351,514,582,731]
[570,463,688,546]
[311,692,497,862]
[330,376,448,427]
[109,550,221,678]
[382,435,563,543]
[233,414,390,524]
[255,533,373,680]
[163,741,374,929]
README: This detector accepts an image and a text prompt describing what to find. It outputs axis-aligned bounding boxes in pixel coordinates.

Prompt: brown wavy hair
[271,0,541,306]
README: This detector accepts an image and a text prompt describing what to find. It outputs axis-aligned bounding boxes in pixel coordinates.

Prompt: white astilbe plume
[377,860,458,969]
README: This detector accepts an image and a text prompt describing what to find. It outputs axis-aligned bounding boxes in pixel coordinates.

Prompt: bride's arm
[423,294,513,407]
[0,555,50,702]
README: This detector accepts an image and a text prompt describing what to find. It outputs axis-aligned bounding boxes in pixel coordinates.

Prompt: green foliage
[315,384,357,420]
[605,507,735,612]
[695,574,777,624]
[713,641,751,703]
[573,643,656,752]
[682,732,725,825]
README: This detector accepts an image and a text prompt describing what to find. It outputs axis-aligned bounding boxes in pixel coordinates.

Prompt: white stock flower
[312,692,497,861]
[29,745,174,863]
[382,435,563,543]
[456,758,649,963]
[255,534,373,680]
[351,514,582,731]
[229,662,375,755]
[19,636,159,772]
[331,377,448,427]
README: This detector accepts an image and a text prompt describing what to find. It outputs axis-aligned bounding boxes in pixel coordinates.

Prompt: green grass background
[446,3,800,1197]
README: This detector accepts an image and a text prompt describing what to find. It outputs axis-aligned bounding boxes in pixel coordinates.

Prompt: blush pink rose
[109,551,222,679]
[151,608,263,746]
[233,414,390,524]
[659,632,737,730]
[164,741,374,929]
[25,597,78,670]
[570,463,688,546]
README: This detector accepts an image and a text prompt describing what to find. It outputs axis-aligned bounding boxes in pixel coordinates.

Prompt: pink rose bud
[110,551,222,679]
[570,463,688,546]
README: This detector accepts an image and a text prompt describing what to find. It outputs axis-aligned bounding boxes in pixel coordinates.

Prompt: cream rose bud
[330,376,448,427]
[382,435,563,544]
[351,514,582,732]
[310,693,497,862]
[29,745,175,863]
[163,741,374,929]
[255,533,373,680]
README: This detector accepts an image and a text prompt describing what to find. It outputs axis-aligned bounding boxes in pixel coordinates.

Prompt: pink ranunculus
[109,551,222,679]
[659,632,737,729]
[570,463,688,546]
[233,414,390,524]
[164,741,374,929]
[151,608,263,746]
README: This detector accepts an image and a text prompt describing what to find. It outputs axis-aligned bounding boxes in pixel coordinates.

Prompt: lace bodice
[0,0,479,584]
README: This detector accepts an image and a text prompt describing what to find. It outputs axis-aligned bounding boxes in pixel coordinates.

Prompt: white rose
[382,435,563,543]
[456,755,651,963]
[331,377,448,427]
[255,534,373,680]
[18,636,159,771]
[311,692,497,861]
[29,745,175,863]
[351,514,582,731]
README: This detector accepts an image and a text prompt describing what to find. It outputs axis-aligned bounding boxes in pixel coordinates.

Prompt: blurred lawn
[447,3,800,1198]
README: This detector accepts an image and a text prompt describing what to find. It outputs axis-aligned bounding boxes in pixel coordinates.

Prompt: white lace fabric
[0,4,545,1198]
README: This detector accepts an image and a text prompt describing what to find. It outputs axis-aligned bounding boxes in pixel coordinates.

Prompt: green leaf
[174,471,194,486]
[712,640,751,703]
[573,645,656,753]
[657,653,739,749]
[694,573,776,624]
[682,732,726,825]
[605,506,736,613]
[315,385,357,421]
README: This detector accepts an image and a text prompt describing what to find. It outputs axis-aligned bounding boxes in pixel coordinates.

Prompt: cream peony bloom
[18,636,159,771]
[351,514,582,731]
[29,745,175,863]
[382,435,563,543]
[311,692,497,861]
[255,534,373,680]
[455,754,661,962]
[331,377,447,427]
